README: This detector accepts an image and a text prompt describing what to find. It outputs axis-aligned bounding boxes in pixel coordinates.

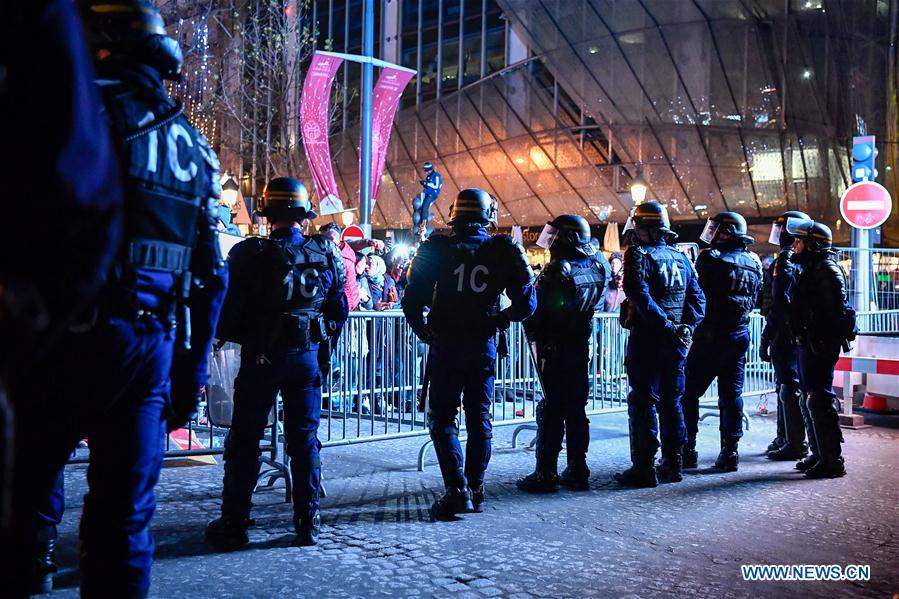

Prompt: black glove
[672,324,692,348]
[759,337,771,362]
[494,309,512,331]
[414,323,436,344]
[317,341,332,376]
[167,386,203,433]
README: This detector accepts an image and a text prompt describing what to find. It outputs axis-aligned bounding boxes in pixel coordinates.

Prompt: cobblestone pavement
[49,412,898,598]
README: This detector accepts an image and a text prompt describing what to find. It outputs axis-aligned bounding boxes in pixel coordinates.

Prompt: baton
[418,347,432,412]
[526,336,548,401]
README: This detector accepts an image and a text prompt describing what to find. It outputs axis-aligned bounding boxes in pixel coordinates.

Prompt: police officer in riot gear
[615,202,705,488]
[206,177,348,547]
[6,1,229,594]
[681,213,763,474]
[403,189,536,519]
[517,215,608,492]
[761,211,811,462]
[789,220,853,478]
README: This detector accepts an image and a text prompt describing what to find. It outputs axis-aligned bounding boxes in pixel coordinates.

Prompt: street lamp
[630,164,648,204]
[340,209,356,227]
[221,174,240,208]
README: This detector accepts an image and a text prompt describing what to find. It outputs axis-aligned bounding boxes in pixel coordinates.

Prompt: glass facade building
[310,0,896,233]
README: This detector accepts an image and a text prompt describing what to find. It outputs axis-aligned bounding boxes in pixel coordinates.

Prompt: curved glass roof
[320,0,891,229]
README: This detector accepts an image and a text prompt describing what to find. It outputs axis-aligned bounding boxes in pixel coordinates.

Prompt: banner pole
[360,0,375,229]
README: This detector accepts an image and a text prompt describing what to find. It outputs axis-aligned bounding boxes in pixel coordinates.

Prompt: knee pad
[465,414,492,441]
[429,419,459,441]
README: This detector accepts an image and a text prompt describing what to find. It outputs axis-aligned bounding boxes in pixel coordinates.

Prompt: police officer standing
[6,1,228,594]
[681,213,763,473]
[403,189,536,519]
[206,177,348,547]
[761,212,811,462]
[615,202,705,488]
[789,220,852,478]
[516,215,608,492]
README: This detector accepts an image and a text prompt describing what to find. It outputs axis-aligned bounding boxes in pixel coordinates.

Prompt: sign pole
[360,0,374,231]
[854,228,872,311]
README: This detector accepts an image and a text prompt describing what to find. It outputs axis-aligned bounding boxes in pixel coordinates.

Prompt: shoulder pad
[747,250,763,270]
[542,260,567,278]
[625,245,647,257]
[485,233,518,248]
[229,237,266,259]
[422,233,452,250]
[196,132,220,170]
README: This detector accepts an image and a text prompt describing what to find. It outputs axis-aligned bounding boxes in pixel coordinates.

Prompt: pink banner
[364,67,416,206]
[300,53,344,215]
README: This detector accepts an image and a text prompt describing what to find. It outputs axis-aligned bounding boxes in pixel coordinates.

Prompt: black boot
[468,484,486,513]
[30,524,58,594]
[769,385,807,460]
[656,452,683,484]
[804,457,846,479]
[682,439,698,469]
[516,470,559,493]
[205,516,252,549]
[714,437,739,472]
[767,443,808,461]
[795,454,819,472]
[294,510,321,546]
[616,417,658,487]
[614,464,658,488]
[559,463,590,491]
[431,487,473,521]
[767,383,786,453]
[805,393,845,479]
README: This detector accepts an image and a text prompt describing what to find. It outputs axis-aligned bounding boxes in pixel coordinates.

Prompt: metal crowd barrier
[67,308,899,478]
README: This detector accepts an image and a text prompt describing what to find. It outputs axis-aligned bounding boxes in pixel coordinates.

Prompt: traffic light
[852,135,878,182]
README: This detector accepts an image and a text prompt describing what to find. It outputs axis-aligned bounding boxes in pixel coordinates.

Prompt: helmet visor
[699,219,719,244]
[768,223,784,245]
[536,224,558,250]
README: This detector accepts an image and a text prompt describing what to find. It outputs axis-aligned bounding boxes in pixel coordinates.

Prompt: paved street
[50,412,898,598]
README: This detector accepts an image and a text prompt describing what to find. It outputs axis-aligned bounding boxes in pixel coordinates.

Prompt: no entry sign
[341,224,366,241]
[839,181,892,230]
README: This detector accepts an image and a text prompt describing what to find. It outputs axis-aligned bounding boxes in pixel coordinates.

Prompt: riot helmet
[448,188,497,228]
[622,201,675,245]
[262,177,316,222]
[699,211,753,246]
[768,210,810,247]
[791,220,833,253]
[318,222,342,244]
[423,162,434,172]
[79,0,184,80]
[536,214,595,257]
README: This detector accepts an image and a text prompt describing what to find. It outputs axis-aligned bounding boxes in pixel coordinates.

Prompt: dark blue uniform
[524,255,607,479]
[215,228,347,527]
[789,252,850,471]
[2,1,123,555]
[403,227,535,493]
[682,246,763,452]
[761,248,808,455]
[622,243,705,466]
[8,60,227,596]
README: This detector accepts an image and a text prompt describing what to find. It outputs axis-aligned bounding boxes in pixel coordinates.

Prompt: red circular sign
[839,181,892,230]
[341,225,366,241]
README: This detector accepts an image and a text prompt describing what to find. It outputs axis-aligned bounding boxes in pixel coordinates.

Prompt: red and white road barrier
[835,355,898,424]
